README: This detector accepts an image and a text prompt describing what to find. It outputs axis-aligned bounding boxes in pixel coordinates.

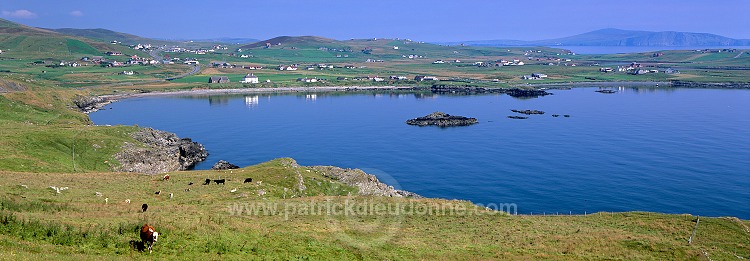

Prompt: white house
[240,73,259,83]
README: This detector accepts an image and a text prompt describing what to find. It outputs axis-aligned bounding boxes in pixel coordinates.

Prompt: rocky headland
[73,95,115,114]
[309,164,421,198]
[114,128,208,174]
[406,112,478,127]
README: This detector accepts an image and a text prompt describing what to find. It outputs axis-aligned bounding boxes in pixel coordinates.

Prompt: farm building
[240,74,259,83]
[208,76,230,83]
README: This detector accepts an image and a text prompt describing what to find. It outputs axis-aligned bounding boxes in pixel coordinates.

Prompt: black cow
[214,179,226,185]
[141,203,148,212]
[203,179,211,185]
[243,178,253,183]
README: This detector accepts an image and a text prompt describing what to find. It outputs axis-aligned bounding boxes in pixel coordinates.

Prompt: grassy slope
[1,19,748,260]
[0,158,748,259]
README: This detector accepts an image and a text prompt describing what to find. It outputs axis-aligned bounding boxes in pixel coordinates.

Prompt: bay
[89,87,750,218]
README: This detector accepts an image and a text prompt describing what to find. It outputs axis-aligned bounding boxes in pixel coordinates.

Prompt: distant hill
[241,36,339,49]
[0,18,62,37]
[454,28,750,47]
[48,28,165,45]
[0,18,131,58]
[185,37,259,44]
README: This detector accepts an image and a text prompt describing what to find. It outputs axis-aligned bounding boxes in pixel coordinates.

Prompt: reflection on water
[208,96,230,106]
[245,95,259,108]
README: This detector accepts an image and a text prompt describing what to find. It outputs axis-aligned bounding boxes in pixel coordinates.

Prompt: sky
[2,0,749,42]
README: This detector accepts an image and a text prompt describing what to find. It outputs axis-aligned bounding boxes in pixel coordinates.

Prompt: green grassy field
[1,158,748,259]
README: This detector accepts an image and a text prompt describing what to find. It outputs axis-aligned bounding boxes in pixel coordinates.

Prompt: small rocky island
[511,109,545,115]
[406,112,478,127]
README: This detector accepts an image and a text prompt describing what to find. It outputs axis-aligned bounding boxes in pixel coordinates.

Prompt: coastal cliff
[114,128,208,174]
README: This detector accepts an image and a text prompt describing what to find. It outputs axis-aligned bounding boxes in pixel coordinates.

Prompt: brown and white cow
[140,223,159,253]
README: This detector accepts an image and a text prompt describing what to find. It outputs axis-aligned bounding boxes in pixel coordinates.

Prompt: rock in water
[406,112,478,127]
[212,160,240,170]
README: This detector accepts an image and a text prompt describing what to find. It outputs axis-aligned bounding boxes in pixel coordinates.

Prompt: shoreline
[96,80,750,101]
[101,85,423,100]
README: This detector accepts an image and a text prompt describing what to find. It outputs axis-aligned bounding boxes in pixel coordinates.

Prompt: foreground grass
[0,158,748,260]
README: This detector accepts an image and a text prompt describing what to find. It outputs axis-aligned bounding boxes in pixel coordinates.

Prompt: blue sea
[89,87,750,218]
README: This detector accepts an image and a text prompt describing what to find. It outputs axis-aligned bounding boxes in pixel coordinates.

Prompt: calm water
[90,88,750,218]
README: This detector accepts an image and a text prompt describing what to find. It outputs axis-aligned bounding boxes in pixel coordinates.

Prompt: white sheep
[48,186,69,194]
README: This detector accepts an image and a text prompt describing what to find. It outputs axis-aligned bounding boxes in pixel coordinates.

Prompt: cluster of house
[207,74,264,84]
[297,77,322,83]
[403,54,424,59]
[164,47,212,55]
[469,59,527,68]
[211,62,236,68]
[305,64,335,70]
[126,55,158,65]
[278,65,299,71]
[694,48,738,53]
[132,44,153,50]
[334,75,437,82]
[521,73,548,80]
[599,62,680,75]
[73,54,155,67]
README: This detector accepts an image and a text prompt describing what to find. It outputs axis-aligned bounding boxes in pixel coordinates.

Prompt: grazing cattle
[214,179,226,185]
[188,182,194,186]
[203,179,211,185]
[243,178,253,183]
[125,199,131,204]
[162,174,170,181]
[155,190,161,195]
[184,188,191,192]
[169,193,173,199]
[142,203,148,212]
[139,224,159,253]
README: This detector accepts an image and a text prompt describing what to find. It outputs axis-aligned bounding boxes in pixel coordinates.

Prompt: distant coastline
[99,80,750,102]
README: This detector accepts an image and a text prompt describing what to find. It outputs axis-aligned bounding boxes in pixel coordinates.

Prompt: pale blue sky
[2,0,749,41]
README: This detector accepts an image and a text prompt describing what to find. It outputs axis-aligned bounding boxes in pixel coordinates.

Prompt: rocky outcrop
[430,85,552,98]
[406,112,478,127]
[73,95,114,114]
[670,80,750,89]
[114,128,208,174]
[311,164,421,198]
[511,109,545,115]
[0,80,27,92]
[212,160,240,170]
[503,88,553,98]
